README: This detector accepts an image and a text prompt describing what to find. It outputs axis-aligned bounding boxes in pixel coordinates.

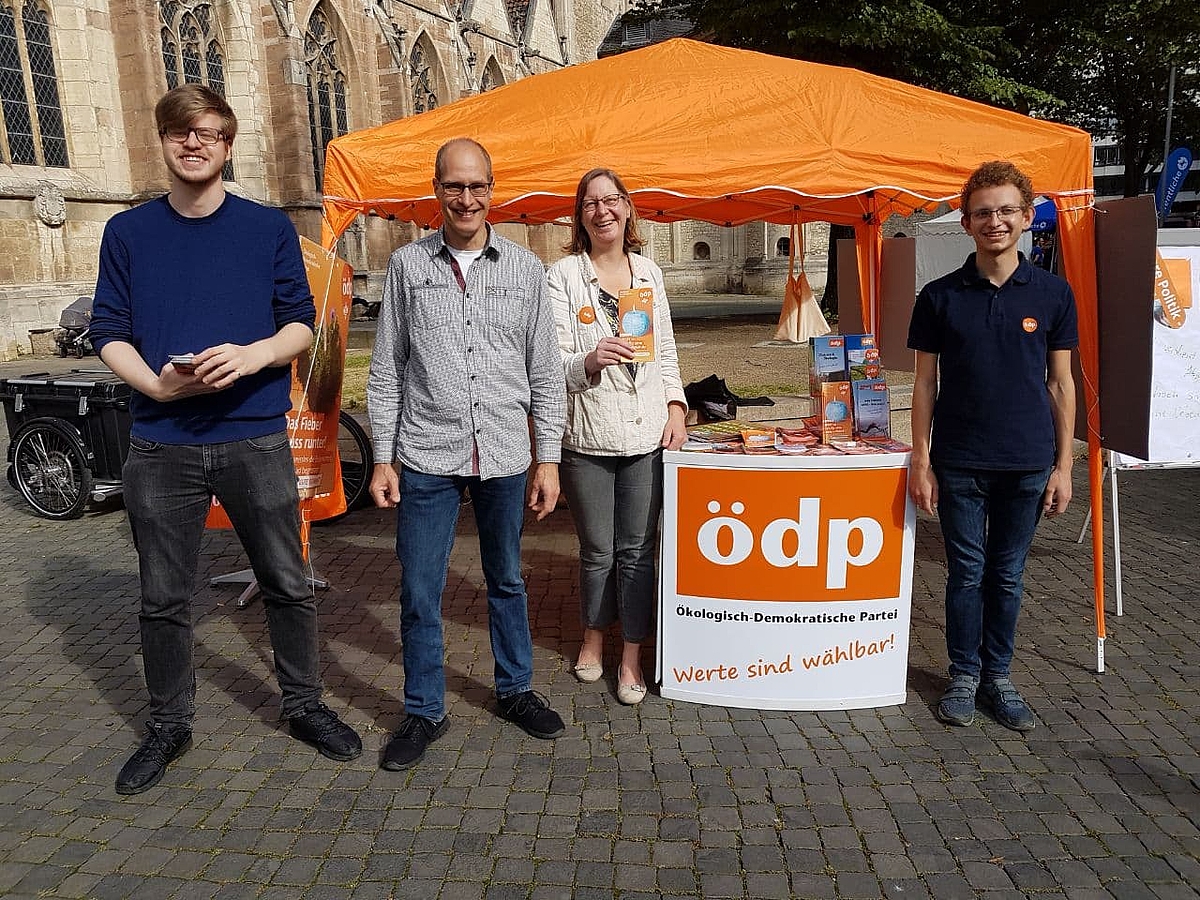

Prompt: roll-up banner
[208,237,353,527]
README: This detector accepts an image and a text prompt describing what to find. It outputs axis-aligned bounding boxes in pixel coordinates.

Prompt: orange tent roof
[320,40,1108,659]
[321,38,1092,240]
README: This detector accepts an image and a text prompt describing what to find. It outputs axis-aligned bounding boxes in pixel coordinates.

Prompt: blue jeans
[934,466,1051,681]
[122,432,322,728]
[559,448,662,643]
[395,468,534,720]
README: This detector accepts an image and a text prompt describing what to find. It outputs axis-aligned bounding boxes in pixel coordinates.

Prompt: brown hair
[155,83,237,143]
[566,168,644,255]
[960,160,1034,215]
[434,137,493,181]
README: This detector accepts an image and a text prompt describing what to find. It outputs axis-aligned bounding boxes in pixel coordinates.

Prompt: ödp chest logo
[676,467,907,602]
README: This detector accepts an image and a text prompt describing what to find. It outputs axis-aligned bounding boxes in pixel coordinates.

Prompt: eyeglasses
[161,126,227,145]
[968,205,1026,223]
[581,194,626,213]
[437,181,493,198]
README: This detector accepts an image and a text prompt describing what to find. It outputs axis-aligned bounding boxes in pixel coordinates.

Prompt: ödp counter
[658,448,915,710]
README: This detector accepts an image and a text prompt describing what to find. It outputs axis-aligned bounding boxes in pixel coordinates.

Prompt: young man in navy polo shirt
[907,161,1077,732]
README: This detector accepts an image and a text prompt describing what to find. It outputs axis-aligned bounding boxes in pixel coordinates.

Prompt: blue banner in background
[1156,147,1192,223]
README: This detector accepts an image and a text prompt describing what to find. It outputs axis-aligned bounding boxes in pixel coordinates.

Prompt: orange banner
[1154,251,1191,329]
[208,238,353,528]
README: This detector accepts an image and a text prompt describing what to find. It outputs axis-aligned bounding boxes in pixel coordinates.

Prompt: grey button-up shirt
[368,226,566,479]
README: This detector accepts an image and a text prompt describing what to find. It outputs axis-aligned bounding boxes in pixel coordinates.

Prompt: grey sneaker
[979,677,1037,732]
[935,674,979,727]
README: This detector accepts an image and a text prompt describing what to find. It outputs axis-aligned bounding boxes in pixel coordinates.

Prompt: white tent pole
[1111,464,1124,617]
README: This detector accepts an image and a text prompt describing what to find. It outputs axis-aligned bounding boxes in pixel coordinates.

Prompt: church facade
[0,0,819,359]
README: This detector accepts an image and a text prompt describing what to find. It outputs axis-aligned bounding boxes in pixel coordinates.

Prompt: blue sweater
[92,194,315,443]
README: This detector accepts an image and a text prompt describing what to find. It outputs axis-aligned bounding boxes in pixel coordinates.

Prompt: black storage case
[0,370,132,481]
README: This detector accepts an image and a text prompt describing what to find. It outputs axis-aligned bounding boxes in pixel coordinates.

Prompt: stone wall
[0,0,837,358]
[0,0,630,358]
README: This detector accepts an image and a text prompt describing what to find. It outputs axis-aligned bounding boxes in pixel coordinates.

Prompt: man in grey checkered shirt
[367,138,568,771]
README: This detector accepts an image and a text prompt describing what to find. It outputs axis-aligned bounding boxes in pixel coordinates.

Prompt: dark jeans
[934,465,1051,681]
[559,448,662,644]
[123,432,322,728]
[395,468,534,721]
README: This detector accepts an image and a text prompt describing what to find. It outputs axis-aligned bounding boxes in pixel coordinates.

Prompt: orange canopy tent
[321,38,1108,667]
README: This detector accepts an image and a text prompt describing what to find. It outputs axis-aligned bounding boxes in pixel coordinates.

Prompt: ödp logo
[676,467,907,602]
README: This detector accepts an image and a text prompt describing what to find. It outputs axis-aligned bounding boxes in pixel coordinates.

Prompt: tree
[639,0,1053,107]
[988,0,1200,198]
[637,0,1053,309]
[644,0,1200,200]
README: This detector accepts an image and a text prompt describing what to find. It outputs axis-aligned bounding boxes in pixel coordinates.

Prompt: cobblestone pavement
[0,370,1198,898]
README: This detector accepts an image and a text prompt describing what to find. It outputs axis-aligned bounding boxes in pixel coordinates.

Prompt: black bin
[0,369,132,482]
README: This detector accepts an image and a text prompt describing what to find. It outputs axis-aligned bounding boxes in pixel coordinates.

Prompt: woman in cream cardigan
[547,168,688,705]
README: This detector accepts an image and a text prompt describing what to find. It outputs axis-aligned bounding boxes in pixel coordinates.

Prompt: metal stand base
[210,568,329,609]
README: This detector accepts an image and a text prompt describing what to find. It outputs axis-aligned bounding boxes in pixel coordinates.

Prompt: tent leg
[1110,465,1123,617]
[1076,509,1091,544]
[1077,463,1107,543]
[1097,636,1105,674]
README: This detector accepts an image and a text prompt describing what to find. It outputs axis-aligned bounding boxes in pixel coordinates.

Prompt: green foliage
[638,0,1053,108]
[991,0,1200,194]
[640,0,1200,194]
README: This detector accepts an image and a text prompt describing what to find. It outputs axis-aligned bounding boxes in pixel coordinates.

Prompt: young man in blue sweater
[91,85,360,795]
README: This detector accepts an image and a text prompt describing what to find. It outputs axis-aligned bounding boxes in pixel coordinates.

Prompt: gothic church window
[410,36,439,114]
[776,236,789,257]
[305,4,348,190]
[693,241,711,261]
[0,0,67,167]
[480,57,504,93]
[159,0,232,180]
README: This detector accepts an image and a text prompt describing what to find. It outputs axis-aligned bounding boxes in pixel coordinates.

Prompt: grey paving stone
[2,467,1200,899]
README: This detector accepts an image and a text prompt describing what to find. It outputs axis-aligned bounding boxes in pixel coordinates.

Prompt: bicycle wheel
[10,418,93,519]
[337,410,372,512]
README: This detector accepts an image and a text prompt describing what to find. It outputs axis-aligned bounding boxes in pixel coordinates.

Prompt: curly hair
[961,160,1034,215]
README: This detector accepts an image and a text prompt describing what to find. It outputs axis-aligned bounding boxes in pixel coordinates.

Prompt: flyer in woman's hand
[617,286,655,361]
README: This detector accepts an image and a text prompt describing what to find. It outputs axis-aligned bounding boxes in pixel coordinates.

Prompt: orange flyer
[617,287,656,362]
[820,382,854,443]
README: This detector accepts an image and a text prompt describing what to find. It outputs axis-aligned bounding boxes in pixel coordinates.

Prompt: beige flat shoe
[617,682,647,705]
[572,661,603,684]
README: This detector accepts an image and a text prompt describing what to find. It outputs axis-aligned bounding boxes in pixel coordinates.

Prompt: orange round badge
[1022,317,1038,333]
[578,306,596,325]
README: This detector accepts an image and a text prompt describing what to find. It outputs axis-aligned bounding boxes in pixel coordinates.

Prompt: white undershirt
[447,245,484,273]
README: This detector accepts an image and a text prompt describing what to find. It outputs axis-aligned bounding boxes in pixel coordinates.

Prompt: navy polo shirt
[907,252,1078,470]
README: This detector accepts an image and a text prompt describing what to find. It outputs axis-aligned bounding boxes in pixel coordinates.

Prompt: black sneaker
[381,714,450,771]
[497,691,565,739]
[289,703,363,761]
[115,722,192,795]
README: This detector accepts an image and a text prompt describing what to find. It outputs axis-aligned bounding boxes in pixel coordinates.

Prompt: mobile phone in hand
[169,353,197,374]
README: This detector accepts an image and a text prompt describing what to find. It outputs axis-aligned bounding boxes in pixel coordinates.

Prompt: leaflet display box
[818,381,853,443]
[844,333,881,381]
[808,335,847,398]
[852,378,891,438]
[0,370,132,482]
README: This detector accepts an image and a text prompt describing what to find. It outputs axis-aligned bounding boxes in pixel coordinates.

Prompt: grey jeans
[122,432,323,727]
[559,448,663,643]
